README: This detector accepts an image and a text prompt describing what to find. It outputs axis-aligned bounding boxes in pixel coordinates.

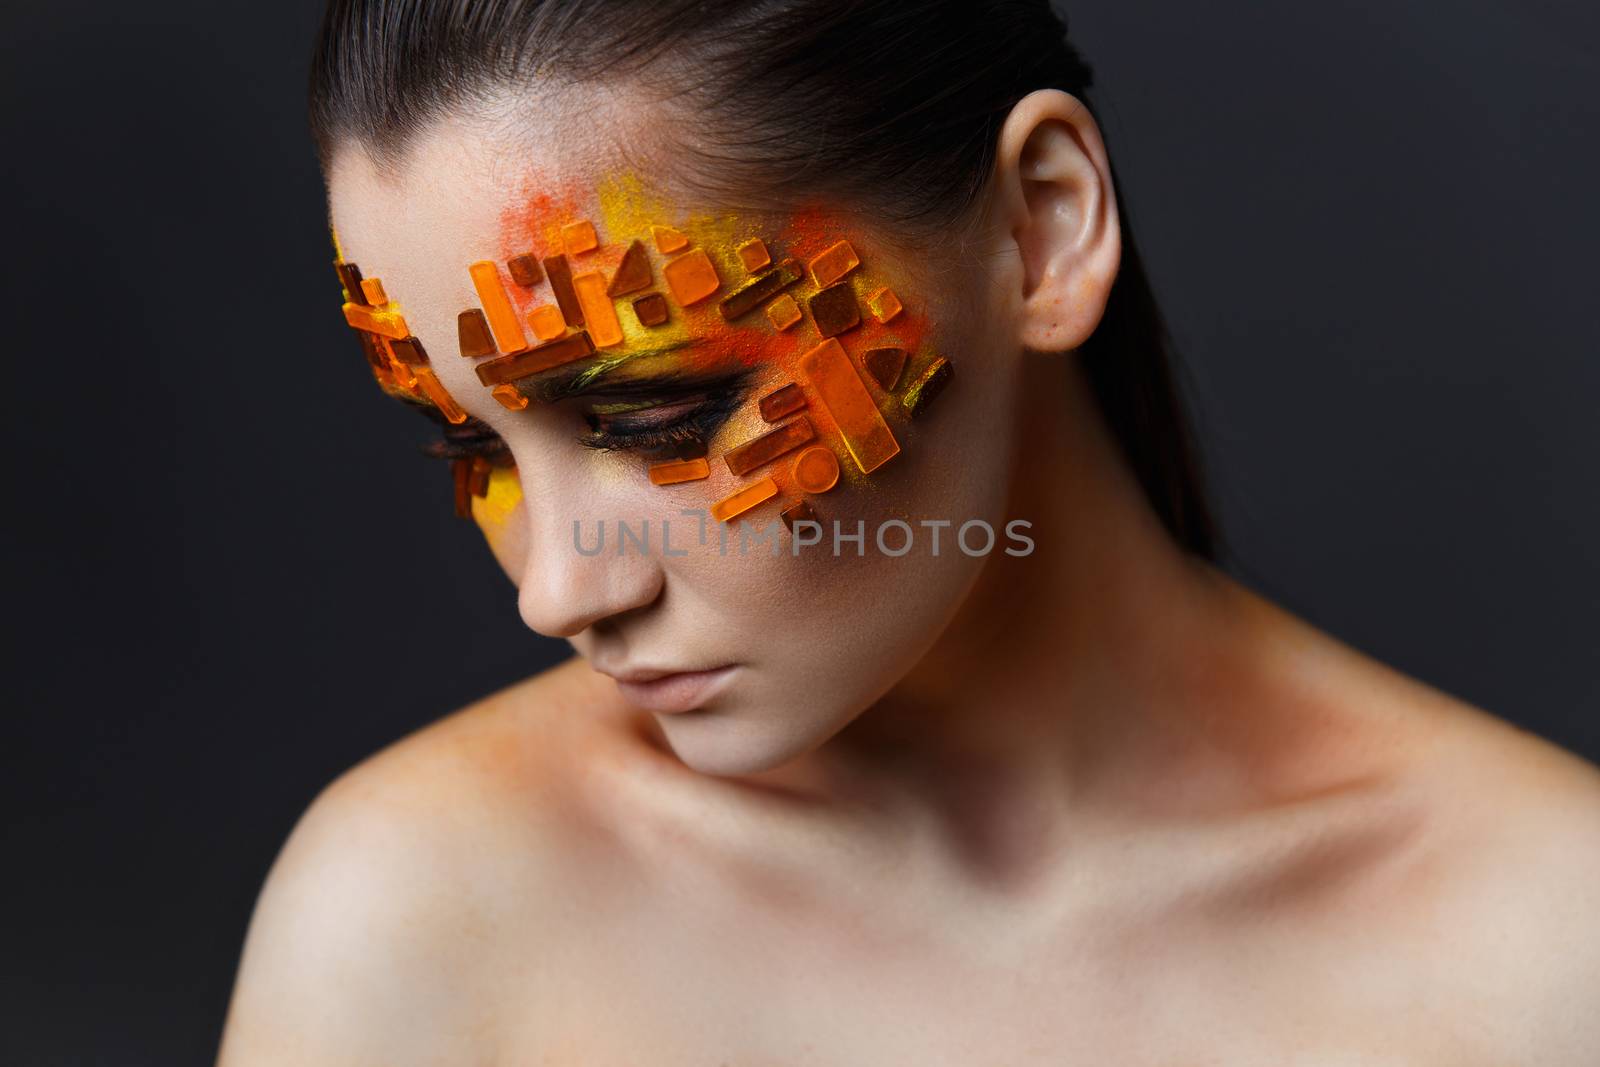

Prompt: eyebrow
[524,341,745,403]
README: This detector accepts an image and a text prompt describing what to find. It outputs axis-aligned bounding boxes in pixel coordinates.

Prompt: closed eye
[576,388,745,458]
[417,365,754,465]
[422,413,513,465]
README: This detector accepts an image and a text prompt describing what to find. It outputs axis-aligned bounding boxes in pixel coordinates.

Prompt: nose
[514,489,666,640]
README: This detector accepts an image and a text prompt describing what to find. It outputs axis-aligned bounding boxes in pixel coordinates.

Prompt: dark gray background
[2,1,1595,1062]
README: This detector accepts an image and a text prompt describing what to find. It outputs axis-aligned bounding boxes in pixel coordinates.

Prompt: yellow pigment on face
[470,465,524,552]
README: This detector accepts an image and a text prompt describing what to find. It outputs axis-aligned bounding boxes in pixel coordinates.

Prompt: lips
[607,665,697,684]
[601,664,739,714]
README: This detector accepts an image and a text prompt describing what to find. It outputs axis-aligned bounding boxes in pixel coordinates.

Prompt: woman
[219,0,1600,1062]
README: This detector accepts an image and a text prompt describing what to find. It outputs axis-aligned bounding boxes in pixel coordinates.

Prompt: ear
[990,89,1122,352]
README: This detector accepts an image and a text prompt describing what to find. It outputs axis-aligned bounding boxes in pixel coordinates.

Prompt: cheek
[671,419,1008,691]
[697,331,1020,718]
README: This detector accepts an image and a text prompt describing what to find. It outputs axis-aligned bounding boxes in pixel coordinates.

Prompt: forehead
[332,125,570,291]
[328,120,783,380]
[325,118,890,374]
[328,86,667,264]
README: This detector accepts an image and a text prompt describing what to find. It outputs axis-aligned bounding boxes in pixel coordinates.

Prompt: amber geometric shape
[648,457,712,485]
[799,338,900,473]
[606,239,652,297]
[737,238,771,273]
[388,335,429,366]
[336,262,367,305]
[388,353,419,390]
[469,260,528,354]
[901,356,954,420]
[865,287,903,324]
[573,271,624,347]
[359,277,388,305]
[758,382,806,423]
[468,457,492,496]
[458,309,497,358]
[468,456,492,497]
[791,445,841,494]
[663,249,721,306]
[719,258,801,321]
[508,254,544,287]
[414,366,468,424]
[561,220,598,255]
[357,328,385,362]
[780,498,819,533]
[528,304,566,341]
[765,293,802,331]
[491,383,529,411]
[543,255,585,327]
[710,477,778,523]
[452,459,473,519]
[808,240,860,288]
[652,224,688,254]
[359,331,393,386]
[808,283,860,338]
[862,347,907,392]
[475,330,597,386]
[632,292,669,327]
[723,416,816,477]
[343,302,410,340]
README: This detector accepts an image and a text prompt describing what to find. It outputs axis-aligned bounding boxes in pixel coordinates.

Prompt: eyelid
[547,363,755,404]
[423,429,513,463]
[587,397,709,425]
[576,386,746,455]
[421,413,512,462]
[531,341,699,402]
[587,398,694,415]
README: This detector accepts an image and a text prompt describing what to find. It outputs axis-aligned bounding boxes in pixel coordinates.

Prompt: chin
[651,701,839,780]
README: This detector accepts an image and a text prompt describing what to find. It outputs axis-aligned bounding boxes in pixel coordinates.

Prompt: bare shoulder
[1229,588,1600,1061]
[1357,677,1600,1062]
[217,656,621,1066]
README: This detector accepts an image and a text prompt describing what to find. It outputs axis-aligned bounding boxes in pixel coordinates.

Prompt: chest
[487,892,1461,1066]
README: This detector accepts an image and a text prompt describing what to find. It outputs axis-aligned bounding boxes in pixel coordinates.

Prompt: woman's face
[327,115,1030,776]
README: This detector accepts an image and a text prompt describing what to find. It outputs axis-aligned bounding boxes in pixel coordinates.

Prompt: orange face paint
[332,170,955,527]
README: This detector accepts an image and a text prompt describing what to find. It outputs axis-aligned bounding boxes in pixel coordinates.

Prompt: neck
[788,352,1246,867]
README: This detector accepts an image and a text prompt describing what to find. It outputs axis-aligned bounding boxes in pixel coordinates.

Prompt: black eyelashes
[421,414,513,465]
[417,393,738,466]
[576,388,744,459]
[415,371,751,467]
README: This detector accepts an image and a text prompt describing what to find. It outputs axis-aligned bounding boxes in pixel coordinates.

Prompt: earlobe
[993,89,1122,353]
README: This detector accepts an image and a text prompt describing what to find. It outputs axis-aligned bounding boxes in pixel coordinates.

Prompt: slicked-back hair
[310,0,1219,559]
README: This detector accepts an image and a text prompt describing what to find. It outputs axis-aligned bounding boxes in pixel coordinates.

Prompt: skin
[217,87,1600,1065]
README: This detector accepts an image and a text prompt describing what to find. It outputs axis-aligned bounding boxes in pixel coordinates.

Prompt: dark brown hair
[309,0,1219,559]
